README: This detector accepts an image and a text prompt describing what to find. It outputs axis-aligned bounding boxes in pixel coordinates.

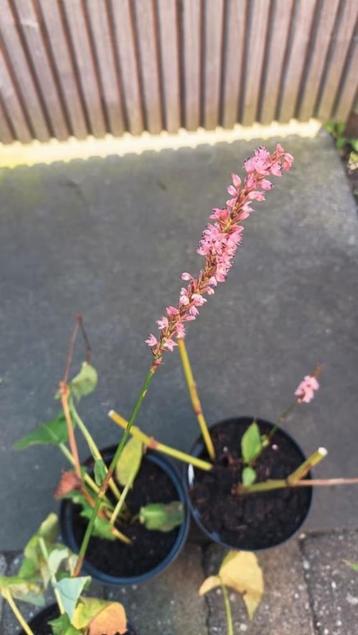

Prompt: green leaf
[67,492,115,541]
[336,137,347,150]
[50,614,82,635]
[349,139,358,152]
[242,466,257,486]
[139,501,184,532]
[55,576,91,620]
[0,576,45,606]
[70,362,98,401]
[94,459,107,487]
[241,422,262,464]
[115,437,143,487]
[20,514,59,583]
[14,414,68,449]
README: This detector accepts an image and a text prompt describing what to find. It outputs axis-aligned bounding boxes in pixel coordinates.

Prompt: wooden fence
[0,0,357,144]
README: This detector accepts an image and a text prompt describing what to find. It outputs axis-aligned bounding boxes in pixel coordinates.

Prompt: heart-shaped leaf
[199,551,263,620]
[14,414,68,449]
[241,422,262,464]
[55,576,91,619]
[115,437,143,487]
[73,598,127,634]
[198,575,221,596]
[0,576,45,606]
[88,602,127,635]
[220,551,263,619]
[70,362,98,401]
[139,501,184,532]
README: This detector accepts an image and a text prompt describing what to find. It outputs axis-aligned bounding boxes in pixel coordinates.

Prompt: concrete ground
[0,132,357,632]
[2,530,358,634]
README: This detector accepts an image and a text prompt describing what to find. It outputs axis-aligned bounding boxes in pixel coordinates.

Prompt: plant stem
[220,579,234,635]
[73,366,156,577]
[58,442,112,506]
[177,338,215,460]
[287,447,327,485]
[236,476,358,494]
[109,410,213,471]
[265,400,298,443]
[3,591,35,635]
[38,538,65,615]
[110,470,137,525]
[70,400,123,502]
[59,382,82,480]
[236,447,328,494]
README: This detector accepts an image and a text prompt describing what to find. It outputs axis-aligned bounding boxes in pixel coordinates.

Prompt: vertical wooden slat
[222,0,246,129]
[0,0,49,140]
[39,0,87,139]
[0,98,14,143]
[241,0,271,126]
[298,0,340,121]
[317,0,358,121]
[110,0,143,135]
[62,0,106,137]
[0,49,32,142]
[278,0,317,122]
[133,0,162,134]
[157,0,180,133]
[12,0,68,140]
[203,0,224,129]
[85,0,124,136]
[334,41,358,122]
[182,0,201,130]
[260,0,293,124]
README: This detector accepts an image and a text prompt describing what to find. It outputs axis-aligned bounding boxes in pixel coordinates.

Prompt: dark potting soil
[189,418,312,549]
[21,604,137,635]
[72,458,180,577]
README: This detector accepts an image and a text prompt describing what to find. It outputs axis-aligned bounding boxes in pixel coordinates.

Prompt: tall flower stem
[59,382,82,480]
[177,338,215,460]
[73,366,156,577]
[220,579,234,635]
[109,409,213,471]
[3,591,35,635]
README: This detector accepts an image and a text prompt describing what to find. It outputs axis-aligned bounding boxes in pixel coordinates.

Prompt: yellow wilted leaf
[88,602,127,635]
[219,551,263,619]
[115,437,143,487]
[198,575,221,596]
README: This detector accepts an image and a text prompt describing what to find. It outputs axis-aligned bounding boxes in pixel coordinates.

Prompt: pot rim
[184,416,313,551]
[60,447,190,585]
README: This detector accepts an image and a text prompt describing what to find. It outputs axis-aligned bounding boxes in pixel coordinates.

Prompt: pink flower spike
[166,305,179,317]
[145,334,158,347]
[261,179,272,191]
[227,185,237,196]
[181,272,192,281]
[248,191,265,201]
[295,375,320,404]
[156,316,169,330]
[192,293,206,306]
[164,339,177,351]
[232,173,241,188]
[176,322,186,338]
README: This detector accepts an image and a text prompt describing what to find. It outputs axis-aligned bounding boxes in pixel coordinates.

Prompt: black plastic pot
[185,417,313,550]
[60,447,190,585]
[18,603,137,635]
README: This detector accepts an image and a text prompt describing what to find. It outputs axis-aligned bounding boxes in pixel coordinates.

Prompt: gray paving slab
[106,543,207,634]
[203,541,315,635]
[301,530,358,635]
[0,133,358,549]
